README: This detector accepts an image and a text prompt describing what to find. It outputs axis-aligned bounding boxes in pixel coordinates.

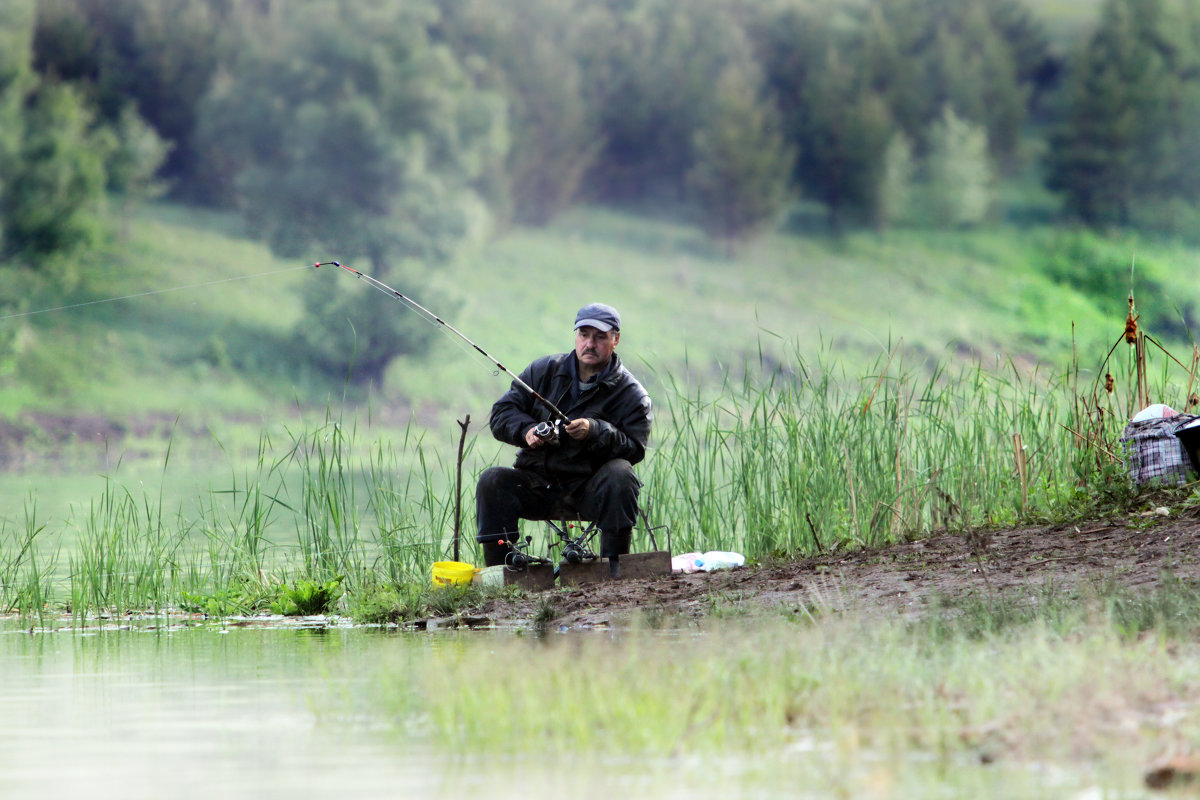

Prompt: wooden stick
[453,414,471,563]
[1013,432,1027,514]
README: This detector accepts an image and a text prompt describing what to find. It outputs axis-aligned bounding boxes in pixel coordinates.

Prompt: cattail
[1124,295,1139,344]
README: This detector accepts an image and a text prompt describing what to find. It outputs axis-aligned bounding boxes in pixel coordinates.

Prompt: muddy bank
[470,507,1200,629]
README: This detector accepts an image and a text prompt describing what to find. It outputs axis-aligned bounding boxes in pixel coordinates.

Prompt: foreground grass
[359,582,1200,797]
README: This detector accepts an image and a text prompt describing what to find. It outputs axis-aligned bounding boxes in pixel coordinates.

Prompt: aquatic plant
[0,330,1186,619]
[271,575,345,616]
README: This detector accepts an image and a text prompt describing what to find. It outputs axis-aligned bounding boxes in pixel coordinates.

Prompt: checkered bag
[1120,414,1200,487]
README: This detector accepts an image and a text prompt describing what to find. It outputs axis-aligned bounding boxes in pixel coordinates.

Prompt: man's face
[575,326,619,372]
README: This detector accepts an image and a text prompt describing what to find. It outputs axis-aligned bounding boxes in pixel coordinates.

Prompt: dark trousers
[476,459,640,565]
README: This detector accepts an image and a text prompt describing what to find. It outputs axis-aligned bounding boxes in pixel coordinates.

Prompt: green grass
[3,201,1196,446]
[0,322,1187,621]
[352,583,1200,796]
[416,211,1128,418]
[1,201,1200,618]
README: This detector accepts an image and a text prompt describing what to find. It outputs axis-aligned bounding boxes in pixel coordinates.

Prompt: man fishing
[476,302,652,575]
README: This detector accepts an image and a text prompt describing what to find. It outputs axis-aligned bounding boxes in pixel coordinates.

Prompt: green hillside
[4,200,1200,610]
[2,203,1195,461]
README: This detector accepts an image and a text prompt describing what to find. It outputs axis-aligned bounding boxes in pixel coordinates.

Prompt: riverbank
[465,503,1200,630]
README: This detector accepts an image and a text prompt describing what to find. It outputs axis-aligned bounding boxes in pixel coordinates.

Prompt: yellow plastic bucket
[431,560,477,588]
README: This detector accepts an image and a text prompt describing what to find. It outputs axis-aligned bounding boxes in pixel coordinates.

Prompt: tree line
[0,0,1197,382]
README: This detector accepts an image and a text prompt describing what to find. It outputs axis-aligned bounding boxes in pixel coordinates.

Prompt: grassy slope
[3,207,313,422]
[2,201,1197,451]
[415,211,1128,417]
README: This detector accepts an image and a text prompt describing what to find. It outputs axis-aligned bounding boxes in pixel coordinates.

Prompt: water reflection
[0,621,1107,800]
[0,623,441,799]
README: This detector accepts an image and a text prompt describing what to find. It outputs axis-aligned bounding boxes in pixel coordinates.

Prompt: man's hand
[564,418,590,440]
[524,419,588,446]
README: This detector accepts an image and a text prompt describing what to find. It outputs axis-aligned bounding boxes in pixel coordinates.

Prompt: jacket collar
[566,351,621,386]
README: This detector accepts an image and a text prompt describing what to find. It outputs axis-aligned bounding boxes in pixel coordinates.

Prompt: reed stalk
[0,331,1189,617]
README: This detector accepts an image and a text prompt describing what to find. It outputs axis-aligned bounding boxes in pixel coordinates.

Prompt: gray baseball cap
[574,302,620,332]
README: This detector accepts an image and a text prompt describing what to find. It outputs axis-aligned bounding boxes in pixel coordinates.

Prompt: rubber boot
[601,528,632,579]
[600,528,632,558]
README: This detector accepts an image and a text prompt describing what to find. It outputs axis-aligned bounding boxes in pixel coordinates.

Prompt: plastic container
[672,552,704,573]
[431,560,477,588]
[693,551,745,571]
[1132,403,1179,422]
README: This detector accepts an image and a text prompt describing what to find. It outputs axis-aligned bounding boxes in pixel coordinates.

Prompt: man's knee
[593,459,641,502]
[595,458,637,485]
[476,465,512,495]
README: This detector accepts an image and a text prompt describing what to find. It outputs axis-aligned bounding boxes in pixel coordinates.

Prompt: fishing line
[0,264,315,322]
[316,260,571,423]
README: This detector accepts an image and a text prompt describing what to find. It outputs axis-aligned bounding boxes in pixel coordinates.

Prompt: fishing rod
[314,261,571,426]
[0,264,315,322]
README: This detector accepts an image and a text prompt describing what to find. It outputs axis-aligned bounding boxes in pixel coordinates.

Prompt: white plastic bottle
[694,551,745,571]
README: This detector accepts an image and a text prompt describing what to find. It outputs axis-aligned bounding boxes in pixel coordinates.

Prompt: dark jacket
[489,351,652,485]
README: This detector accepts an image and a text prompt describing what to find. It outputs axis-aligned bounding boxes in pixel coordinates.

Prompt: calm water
[0,618,1125,800]
[0,620,733,800]
[0,621,446,799]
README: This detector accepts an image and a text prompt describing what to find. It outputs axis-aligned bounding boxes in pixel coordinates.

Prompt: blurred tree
[753,1,886,229]
[1123,0,1200,235]
[801,44,894,230]
[29,0,96,86]
[297,264,450,389]
[1045,0,1178,225]
[0,0,36,365]
[0,0,35,185]
[195,0,506,386]
[687,63,794,252]
[921,106,993,227]
[861,0,1031,169]
[32,0,228,204]
[583,0,759,209]
[434,0,601,227]
[880,132,917,227]
[99,0,225,203]
[753,0,1040,230]
[931,3,1026,170]
[1,81,109,260]
[985,0,1060,119]
[105,103,170,235]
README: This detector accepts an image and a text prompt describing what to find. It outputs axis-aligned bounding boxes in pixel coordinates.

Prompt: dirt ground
[470,505,1200,630]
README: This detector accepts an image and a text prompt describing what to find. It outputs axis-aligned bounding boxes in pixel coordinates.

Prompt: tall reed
[638,338,1165,558]
[67,474,191,617]
[0,333,1185,617]
[0,498,58,625]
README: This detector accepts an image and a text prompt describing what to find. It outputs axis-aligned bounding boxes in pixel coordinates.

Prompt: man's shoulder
[607,360,652,413]
[516,352,574,389]
[613,364,646,392]
[604,354,643,389]
[526,352,572,375]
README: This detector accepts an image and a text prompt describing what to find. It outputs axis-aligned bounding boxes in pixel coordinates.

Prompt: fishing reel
[555,523,598,565]
[561,539,590,564]
[497,535,550,570]
[532,420,562,445]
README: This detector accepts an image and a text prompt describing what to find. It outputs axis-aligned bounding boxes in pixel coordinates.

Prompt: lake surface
[0,620,751,800]
[0,618,1130,800]
[0,620,448,799]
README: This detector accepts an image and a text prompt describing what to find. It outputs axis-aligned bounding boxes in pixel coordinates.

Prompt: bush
[1036,230,1195,340]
